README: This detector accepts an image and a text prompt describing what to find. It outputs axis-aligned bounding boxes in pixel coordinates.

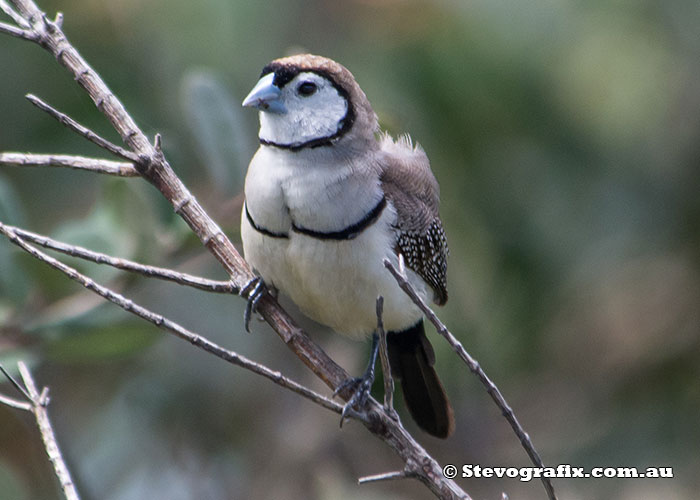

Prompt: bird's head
[243,54,378,152]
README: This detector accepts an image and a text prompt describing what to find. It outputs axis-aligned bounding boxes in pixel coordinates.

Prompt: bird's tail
[386,320,455,438]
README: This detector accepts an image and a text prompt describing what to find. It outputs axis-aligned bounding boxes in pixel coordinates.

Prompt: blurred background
[1,0,699,499]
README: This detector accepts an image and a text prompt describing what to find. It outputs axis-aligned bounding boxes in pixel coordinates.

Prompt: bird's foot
[334,372,374,426]
[240,276,267,333]
[334,332,379,427]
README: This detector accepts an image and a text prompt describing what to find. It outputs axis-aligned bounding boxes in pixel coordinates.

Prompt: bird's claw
[240,276,267,333]
[334,373,374,427]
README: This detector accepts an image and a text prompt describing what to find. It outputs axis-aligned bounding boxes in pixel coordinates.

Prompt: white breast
[242,146,430,338]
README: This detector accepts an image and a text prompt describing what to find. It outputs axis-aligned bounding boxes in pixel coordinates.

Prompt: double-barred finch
[241,54,454,438]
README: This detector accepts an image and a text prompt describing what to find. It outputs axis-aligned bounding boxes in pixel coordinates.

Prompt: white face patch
[259,72,348,147]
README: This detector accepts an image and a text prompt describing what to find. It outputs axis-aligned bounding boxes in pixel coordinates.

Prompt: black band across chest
[245,202,289,239]
[292,196,387,240]
[245,196,387,241]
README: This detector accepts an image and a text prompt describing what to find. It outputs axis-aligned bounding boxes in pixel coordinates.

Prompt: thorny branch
[0,362,81,500]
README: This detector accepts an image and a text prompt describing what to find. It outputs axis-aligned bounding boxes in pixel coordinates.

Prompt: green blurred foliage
[1,0,699,499]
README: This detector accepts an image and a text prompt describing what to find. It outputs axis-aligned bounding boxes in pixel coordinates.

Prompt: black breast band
[244,202,289,239]
[245,196,387,241]
[292,196,387,240]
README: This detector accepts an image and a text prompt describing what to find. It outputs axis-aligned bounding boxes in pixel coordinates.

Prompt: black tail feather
[386,320,454,438]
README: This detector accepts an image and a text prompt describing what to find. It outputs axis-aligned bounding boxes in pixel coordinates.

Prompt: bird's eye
[297,81,318,96]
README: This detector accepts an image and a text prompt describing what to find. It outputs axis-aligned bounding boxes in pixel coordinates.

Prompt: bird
[240,54,454,438]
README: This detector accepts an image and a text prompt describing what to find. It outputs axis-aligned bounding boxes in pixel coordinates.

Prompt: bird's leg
[239,276,268,333]
[334,332,379,425]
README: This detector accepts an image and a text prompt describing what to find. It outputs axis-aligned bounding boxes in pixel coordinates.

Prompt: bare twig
[25,94,139,163]
[375,296,396,416]
[358,470,409,484]
[0,363,32,400]
[0,392,32,411]
[0,19,34,39]
[0,222,343,414]
[384,259,557,500]
[0,361,81,500]
[0,364,34,410]
[0,0,30,27]
[6,224,236,293]
[0,152,138,176]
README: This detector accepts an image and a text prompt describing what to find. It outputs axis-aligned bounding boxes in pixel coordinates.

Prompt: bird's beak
[242,73,286,114]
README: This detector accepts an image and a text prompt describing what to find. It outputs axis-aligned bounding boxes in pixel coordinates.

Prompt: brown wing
[379,135,448,305]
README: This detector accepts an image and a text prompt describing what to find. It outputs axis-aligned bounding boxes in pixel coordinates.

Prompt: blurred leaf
[0,458,28,500]
[45,320,158,362]
[27,297,150,343]
[0,176,29,302]
[552,14,674,149]
[0,350,39,380]
[181,69,250,194]
[0,176,24,226]
[50,178,160,285]
[24,287,117,335]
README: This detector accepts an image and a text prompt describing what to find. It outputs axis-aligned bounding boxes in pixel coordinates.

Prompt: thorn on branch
[41,13,59,35]
[39,386,50,406]
[54,12,63,28]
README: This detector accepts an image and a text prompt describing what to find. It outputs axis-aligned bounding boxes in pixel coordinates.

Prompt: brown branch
[0,152,138,176]
[6,224,236,293]
[0,19,34,39]
[0,362,81,500]
[0,392,33,410]
[1,0,30,27]
[0,0,36,39]
[384,259,557,500]
[25,94,139,163]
